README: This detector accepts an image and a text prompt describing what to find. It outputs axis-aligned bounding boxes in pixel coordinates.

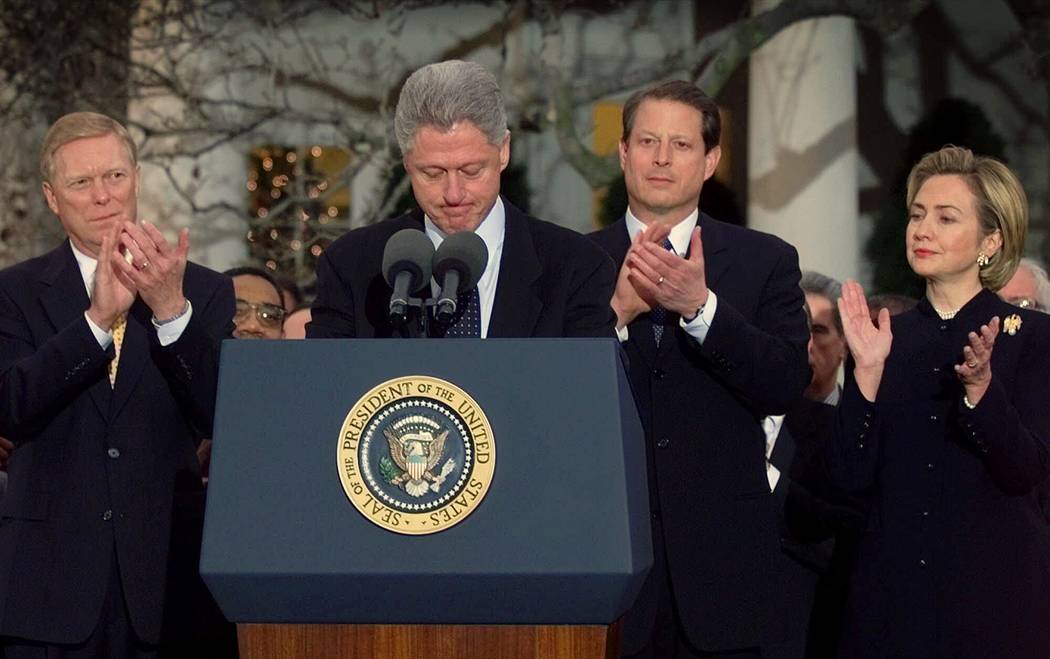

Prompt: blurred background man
[799,271,846,405]
[225,266,286,339]
[998,256,1050,312]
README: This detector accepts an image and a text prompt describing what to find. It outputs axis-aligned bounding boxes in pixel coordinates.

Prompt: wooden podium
[238,622,623,659]
[202,339,650,659]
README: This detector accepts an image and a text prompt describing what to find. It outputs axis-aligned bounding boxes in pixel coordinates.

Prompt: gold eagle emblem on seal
[337,376,495,535]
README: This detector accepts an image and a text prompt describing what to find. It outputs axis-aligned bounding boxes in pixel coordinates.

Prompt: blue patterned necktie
[651,238,674,346]
[439,286,481,338]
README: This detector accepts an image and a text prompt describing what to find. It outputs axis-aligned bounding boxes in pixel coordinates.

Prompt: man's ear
[703,145,722,182]
[498,131,511,173]
[42,182,59,216]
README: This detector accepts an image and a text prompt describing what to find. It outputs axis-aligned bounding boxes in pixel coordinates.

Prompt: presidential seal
[337,376,495,535]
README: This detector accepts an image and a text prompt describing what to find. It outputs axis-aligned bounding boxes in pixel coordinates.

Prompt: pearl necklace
[934,307,960,320]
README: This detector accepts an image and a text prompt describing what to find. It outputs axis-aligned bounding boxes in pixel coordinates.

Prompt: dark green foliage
[867,98,1005,296]
[379,455,400,484]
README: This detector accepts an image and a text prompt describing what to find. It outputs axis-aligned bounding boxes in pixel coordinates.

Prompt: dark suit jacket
[828,290,1050,658]
[770,398,867,659]
[308,200,617,338]
[0,242,234,645]
[591,214,810,653]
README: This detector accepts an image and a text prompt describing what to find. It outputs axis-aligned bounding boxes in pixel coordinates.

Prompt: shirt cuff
[680,290,718,344]
[615,325,629,343]
[84,312,114,349]
[152,300,193,347]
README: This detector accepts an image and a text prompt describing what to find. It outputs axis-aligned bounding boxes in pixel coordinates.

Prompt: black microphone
[383,229,435,326]
[433,231,488,324]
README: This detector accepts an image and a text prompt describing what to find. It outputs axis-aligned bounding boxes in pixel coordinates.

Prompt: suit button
[653,368,665,380]
[919,558,928,567]
[926,462,934,470]
[939,323,948,331]
[932,366,941,373]
[656,438,671,449]
[650,511,662,521]
[929,415,938,421]
[107,448,120,459]
[102,510,113,521]
[921,510,930,517]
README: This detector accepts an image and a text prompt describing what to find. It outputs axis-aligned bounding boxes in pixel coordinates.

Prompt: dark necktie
[439,286,481,338]
[651,239,674,346]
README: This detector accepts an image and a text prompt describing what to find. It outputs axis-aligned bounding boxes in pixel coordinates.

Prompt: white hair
[393,60,508,155]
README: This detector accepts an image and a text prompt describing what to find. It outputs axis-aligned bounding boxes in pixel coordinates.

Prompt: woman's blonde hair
[905,145,1027,290]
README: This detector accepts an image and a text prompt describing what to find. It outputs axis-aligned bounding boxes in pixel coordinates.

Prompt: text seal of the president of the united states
[337,375,495,535]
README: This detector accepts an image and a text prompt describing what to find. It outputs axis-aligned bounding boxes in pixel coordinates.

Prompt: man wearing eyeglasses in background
[198,267,288,481]
[223,266,287,339]
[997,257,1050,313]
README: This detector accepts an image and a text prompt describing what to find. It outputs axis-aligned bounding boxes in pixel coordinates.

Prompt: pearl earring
[977,252,990,268]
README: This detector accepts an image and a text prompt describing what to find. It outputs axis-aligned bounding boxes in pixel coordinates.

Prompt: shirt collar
[69,241,97,297]
[625,207,699,255]
[823,385,842,406]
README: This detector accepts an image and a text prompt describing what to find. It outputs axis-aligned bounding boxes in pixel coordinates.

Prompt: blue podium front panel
[201,338,650,624]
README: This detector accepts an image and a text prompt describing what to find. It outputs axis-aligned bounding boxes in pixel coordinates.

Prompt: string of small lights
[246,144,351,290]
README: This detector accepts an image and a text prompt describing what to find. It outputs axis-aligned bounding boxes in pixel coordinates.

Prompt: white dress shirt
[763,414,785,491]
[424,197,506,338]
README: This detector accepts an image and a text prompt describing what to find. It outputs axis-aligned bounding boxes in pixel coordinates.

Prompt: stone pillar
[748,7,859,283]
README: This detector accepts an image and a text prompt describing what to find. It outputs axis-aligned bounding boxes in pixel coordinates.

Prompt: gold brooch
[1003,314,1022,336]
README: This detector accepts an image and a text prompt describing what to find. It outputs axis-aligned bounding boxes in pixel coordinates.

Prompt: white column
[748,7,859,283]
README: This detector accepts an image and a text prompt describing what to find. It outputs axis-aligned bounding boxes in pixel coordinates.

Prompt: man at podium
[309,60,616,339]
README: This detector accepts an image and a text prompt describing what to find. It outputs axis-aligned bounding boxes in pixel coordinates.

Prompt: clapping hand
[610,223,671,328]
[114,221,189,321]
[837,280,893,401]
[628,226,709,318]
[955,316,999,406]
[86,224,136,331]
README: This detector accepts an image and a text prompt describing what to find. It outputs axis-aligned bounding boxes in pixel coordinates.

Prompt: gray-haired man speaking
[309,60,616,339]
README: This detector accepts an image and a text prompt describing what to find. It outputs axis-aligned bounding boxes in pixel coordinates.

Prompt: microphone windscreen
[382,229,434,291]
[433,232,489,291]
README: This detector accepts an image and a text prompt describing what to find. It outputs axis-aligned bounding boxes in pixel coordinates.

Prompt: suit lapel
[697,213,732,293]
[38,242,112,418]
[487,201,542,337]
